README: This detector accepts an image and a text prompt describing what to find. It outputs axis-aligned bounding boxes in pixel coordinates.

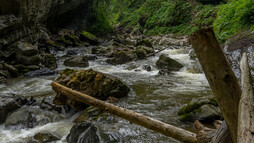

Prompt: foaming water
[0,47,211,143]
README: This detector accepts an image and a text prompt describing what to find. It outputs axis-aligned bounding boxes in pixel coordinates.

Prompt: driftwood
[237,53,254,143]
[51,82,197,143]
[190,28,241,143]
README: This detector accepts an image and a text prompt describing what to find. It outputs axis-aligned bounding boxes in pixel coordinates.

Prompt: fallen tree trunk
[190,28,241,143]
[146,47,168,57]
[238,53,254,143]
[51,81,197,143]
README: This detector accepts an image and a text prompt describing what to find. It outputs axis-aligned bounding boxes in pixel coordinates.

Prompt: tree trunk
[51,81,197,143]
[237,53,254,143]
[190,28,241,143]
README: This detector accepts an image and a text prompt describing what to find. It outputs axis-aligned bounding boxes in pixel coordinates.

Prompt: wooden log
[237,53,254,143]
[212,121,233,143]
[51,81,197,143]
[146,47,168,57]
[190,27,241,143]
[194,120,216,143]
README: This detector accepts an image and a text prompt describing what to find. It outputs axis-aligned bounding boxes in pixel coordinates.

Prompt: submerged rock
[156,54,183,74]
[29,132,60,143]
[67,122,115,143]
[26,68,56,77]
[64,56,89,68]
[177,97,221,122]
[53,69,130,111]
[0,94,28,123]
[5,107,63,129]
[41,54,57,69]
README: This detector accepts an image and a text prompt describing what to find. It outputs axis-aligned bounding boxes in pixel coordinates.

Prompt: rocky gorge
[0,0,254,143]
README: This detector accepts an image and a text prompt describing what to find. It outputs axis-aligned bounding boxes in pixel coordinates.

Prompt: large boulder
[0,94,28,123]
[66,122,115,143]
[156,54,183,74]
[177,97,222,122]
[53,69,130,111]
[64,56,89,68]
[106,50,137,65]
[5,107,63,129]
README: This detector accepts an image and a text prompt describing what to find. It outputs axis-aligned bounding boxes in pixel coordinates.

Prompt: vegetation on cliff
[92,0,254,42]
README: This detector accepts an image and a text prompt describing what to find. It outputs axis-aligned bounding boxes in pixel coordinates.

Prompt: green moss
[177,102,201,116]
[136,39,153,48]
[179,113,193,122]
[80,31,97,40]
[209,97,218,106]
[61,68,75,75]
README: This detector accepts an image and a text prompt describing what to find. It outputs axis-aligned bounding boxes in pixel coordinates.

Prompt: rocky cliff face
[0,0,91,49]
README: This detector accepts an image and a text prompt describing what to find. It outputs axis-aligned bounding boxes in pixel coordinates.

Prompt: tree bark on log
[190,28,241,143]
[51,81,197,143]
[237,53,254,143]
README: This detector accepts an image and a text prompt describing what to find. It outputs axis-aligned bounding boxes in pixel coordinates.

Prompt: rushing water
[0,45,212,143]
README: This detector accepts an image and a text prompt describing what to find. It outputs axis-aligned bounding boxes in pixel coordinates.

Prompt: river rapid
[0,44,212,143]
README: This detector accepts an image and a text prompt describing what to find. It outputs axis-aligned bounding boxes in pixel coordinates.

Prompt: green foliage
[213,0,254,42]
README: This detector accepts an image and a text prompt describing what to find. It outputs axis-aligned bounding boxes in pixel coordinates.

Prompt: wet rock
[64,56,89,68]
[156,54,183,73]
[135,48,147,60]
[15,64,40,73]
[0,76,7,84]
[3,63,19,77]
[177,97,221,122]
[29,132,60,143]
[14,42,38,56]
[17,54,41,66]
[136,39,153,48]
[40,98,63,113]
[87,55,97,61]
[106,51,137,65]
[188,49,197,60]
[0,70,12,78]
[57,34,82,47]
[0,94,28,123]
[26,68,56,77]
[74,106,101,123]
[143,65,152,72]
[53,69,130,111]
[41,54,57,69]
[79,31,99,45]
[67,122,115,143]
[5,107,63,129]
[224,30,254,80]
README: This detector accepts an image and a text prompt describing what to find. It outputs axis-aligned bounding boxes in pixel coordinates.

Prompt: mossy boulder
[136,39,153,48]
[156,54,183,73]
[53,69,130,111]
[64,56,89,68]
[79,31,99,45]
[57,34,82,47]
[177,97,221,122]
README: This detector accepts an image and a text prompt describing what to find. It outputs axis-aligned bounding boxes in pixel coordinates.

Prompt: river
[0,45,212,143]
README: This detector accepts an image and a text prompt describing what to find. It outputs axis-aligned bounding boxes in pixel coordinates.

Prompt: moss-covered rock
[79,31,99,45]
[156,54,183,73]
[177,97,221,122]
[30,133,60,143]
[53,69,130,111]
[136,39,153,48]
[57,34,82,47]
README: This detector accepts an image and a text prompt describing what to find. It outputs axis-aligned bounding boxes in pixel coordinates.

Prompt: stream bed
[0,45,212,143]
